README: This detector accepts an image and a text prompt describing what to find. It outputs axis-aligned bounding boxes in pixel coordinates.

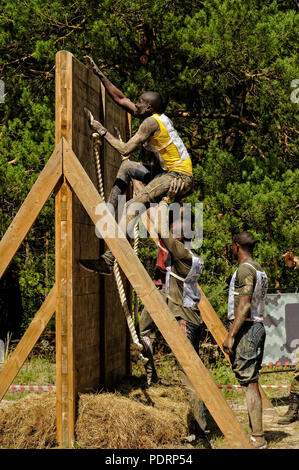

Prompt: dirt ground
[223,398,299,449]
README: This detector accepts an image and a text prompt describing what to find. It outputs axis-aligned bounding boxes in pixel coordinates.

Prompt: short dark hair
[142,91,167,113]
[233,231,256,253]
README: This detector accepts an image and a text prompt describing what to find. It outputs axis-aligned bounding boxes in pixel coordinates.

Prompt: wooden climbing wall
[101,92,131,387]
[55,51,130,445]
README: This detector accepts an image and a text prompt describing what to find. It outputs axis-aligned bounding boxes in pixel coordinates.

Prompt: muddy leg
[242,382,263,434]
[100,172,193,270]
[107,160,152,211]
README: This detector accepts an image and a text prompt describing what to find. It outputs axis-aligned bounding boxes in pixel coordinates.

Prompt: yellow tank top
[148,114,193,176]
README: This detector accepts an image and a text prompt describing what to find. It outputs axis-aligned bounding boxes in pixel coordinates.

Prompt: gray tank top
[165,252,204,308]
[227,262,268,321]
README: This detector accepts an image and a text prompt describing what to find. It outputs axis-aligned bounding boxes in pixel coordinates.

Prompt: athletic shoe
[250,434,267,449]
[78,258,113,275]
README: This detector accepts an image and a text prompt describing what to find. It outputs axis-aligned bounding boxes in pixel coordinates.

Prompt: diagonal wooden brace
[0,285,57,401]
[0,141,63,279]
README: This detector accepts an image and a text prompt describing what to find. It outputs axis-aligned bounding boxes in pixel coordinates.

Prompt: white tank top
[227,262,268,322]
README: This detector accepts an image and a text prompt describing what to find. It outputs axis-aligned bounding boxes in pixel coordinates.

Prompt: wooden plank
[55,50,75,447]
[198,288,231,361]
[68,53,102,396]
[0,285,57,401]
[0,142,62,279]
[63,141,254,449]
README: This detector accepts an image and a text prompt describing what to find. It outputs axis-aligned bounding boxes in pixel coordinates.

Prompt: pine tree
[0,0,298,331]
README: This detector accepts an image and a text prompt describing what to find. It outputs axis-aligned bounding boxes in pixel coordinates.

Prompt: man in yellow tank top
[79,56,194,275]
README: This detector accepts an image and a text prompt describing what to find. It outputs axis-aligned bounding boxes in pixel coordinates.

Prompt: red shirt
[153,239,168,287]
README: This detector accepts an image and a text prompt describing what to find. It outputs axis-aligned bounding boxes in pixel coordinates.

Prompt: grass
[1,357,56,401]
[2,349,293,404]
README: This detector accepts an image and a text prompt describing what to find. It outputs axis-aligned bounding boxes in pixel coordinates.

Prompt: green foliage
[0,0,298,333]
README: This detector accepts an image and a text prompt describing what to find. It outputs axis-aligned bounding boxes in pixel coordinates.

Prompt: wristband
[99,128,107,137]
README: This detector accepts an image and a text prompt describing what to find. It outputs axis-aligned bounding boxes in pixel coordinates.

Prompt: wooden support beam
[198,288,230,358]
[0,142,63,279]
[0,285,57,401]
[55,174,75,447]
[63,140,254,449]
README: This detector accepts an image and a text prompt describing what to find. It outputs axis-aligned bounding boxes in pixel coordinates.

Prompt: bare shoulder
[139,116,159,135]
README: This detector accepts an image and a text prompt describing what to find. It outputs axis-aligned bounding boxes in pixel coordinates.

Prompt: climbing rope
[114,126,141,331]
[92,133,105,200]
[133,220,140,330]
[92,131,148,366]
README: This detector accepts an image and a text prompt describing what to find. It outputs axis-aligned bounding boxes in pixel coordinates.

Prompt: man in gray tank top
[223,231,268,449]
[139,181,210,444]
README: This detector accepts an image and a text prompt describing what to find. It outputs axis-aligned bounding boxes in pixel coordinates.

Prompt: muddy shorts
[231,321,266,386]
[114,160,193,203]
[127,169,193,207]
[122,167,193,235]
